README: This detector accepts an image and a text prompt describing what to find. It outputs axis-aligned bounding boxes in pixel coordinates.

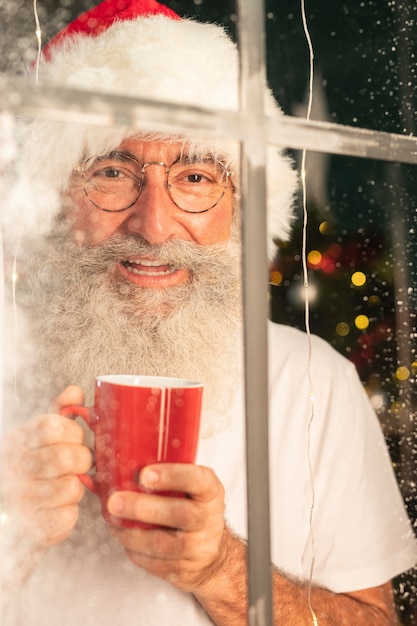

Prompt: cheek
[191,199,235,245]
[63,193,119,245]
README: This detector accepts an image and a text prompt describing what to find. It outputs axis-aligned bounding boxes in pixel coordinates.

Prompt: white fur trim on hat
[7,15,298,255]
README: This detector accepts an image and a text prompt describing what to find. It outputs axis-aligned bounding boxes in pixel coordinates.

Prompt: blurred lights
[370,392,385,411]
[270,270,283,285]
[287,282,319,307]
[354,314,369,330]
[319,221,332,235]
[307,250,322,266]
[336,322,350,336]
[395,366,410,381]
[391,401,404,415]
[351,271,366,287]
[306,244,342,274]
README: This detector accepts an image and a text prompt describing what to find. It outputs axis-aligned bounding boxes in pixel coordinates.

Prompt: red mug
[60,374,203,528]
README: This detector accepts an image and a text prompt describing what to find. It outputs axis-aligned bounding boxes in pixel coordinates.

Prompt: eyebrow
[97,150,221,165]
[104,150,139,162]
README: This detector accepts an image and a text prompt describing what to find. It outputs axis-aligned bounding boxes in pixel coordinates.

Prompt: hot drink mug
[60,374,203,528]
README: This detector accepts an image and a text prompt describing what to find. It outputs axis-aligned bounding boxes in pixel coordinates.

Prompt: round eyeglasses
[73,151,231,214]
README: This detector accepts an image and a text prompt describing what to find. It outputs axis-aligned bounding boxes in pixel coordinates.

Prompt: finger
[31,504,80,548]
[34,475,85,509]
[7,475,85,511]
[107,490,201,531]
[139,464,224,503]
[21,414,86,450]
[23,443,93,479]
[49,385,85,413]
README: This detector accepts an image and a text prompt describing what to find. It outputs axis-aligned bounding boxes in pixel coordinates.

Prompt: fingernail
[108,494,124,514]
[141,468,159,487]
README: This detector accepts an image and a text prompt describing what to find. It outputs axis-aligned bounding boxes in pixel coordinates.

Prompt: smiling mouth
[121,258,179,276]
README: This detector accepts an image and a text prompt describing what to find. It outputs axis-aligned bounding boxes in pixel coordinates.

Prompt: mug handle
[59,404,97,493]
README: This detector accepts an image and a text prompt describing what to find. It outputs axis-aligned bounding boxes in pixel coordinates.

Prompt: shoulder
[267,320,356,379]
[267,320,372,426]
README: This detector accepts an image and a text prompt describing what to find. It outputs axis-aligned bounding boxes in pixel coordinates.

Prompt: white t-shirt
[6,323,417,624]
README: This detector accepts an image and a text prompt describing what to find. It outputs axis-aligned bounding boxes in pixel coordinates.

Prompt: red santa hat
[42,0,179,59]
[15,0,297,255]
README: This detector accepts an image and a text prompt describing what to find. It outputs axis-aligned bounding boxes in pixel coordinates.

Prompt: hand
[1,385,93,552]
[107,463,230,593]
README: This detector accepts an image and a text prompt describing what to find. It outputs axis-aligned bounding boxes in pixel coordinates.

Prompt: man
[1,1,416,624]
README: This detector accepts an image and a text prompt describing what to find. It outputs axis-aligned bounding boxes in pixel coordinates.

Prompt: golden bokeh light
[395,366,410,382]
[391,400,404,415]
[319,221,332,235]
[336,322,350,336]
[307,250,322,266]
[351,271,366,287]
[270,270,283,285]
[354,314,369,330]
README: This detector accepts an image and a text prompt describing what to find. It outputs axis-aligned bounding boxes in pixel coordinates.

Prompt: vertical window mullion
[237,1,273,624]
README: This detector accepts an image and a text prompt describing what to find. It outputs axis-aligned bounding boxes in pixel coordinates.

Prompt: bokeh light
[351,271,367,287]
[307,250,322,266]
[319,221,333,235]
[354,314,370,330]
[395,366,410,382]
[336,322,350,336]
[270,270,283,285]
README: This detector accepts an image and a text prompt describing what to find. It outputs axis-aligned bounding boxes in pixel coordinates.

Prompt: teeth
[123,259,176,276]
[127,267,176,276]
[127,258,162,267]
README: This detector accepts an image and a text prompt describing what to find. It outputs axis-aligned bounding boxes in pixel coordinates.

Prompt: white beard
[10,221,243,437]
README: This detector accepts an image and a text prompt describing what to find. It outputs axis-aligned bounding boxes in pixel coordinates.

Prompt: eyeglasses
[73,151,231,214]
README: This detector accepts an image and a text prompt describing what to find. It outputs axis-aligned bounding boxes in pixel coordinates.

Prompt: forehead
[116,138,190,162]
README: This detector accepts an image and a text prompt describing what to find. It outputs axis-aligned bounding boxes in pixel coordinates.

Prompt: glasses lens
[78,154,230,213]
[81,155,141,212]
[168,158,229,212]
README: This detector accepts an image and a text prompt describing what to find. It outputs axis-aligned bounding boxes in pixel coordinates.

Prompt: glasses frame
[74,152,232,214]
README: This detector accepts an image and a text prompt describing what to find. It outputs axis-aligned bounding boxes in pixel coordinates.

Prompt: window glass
[0,1,416,623]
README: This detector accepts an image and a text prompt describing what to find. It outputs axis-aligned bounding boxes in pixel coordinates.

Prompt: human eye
[184,171,210,184]
[91,167,122,181]
[82,152,140,185]
[88,160,131,181]
[172,158,220,187]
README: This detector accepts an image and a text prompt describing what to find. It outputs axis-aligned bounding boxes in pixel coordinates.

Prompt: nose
[124,167,178,245]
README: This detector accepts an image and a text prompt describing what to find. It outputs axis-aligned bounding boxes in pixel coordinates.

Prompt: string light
[33,0,42,84]
[300,0,319,623]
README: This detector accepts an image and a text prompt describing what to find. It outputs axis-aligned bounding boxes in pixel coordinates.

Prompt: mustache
[63,234,240,275]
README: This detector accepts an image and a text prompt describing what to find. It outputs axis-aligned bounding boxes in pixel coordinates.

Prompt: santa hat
[10,0,297,255]
[42,0,179,59]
